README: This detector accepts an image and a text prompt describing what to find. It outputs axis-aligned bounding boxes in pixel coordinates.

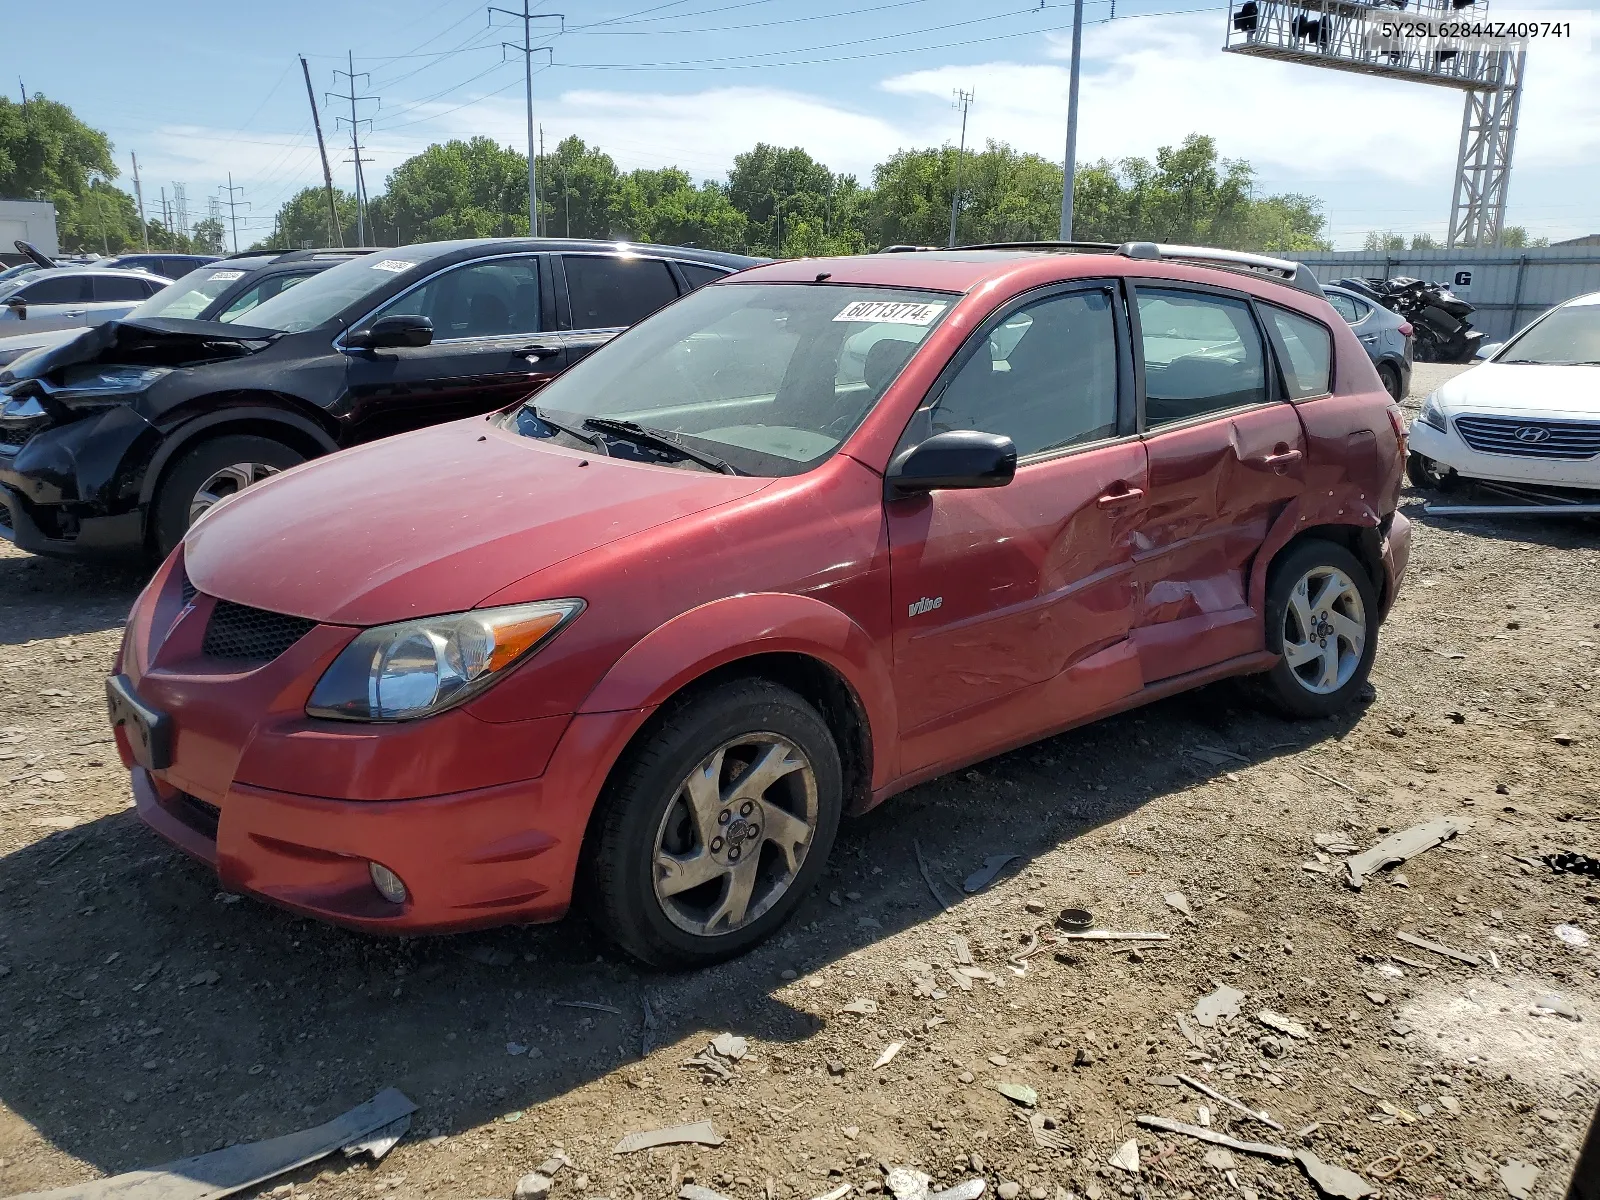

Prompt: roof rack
[1117,242,1324,297]
[222,247,386,261]
[958,240,1120,253]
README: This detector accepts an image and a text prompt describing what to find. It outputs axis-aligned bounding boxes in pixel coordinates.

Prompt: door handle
[1258,449,1303,469]
[515,344,561,361]
[1096,486,1145,508]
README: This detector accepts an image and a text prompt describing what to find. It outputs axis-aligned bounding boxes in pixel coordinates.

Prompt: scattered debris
[929,1183,984,1200]
[950,935,974,965]
[1544,851,1600,879]
[1189,745,1247,767]
[963,854,1021,894]
[515,1152,574,1200]
[1176,1073,1284,1131]
[914,840,956,913]
[995,1083,1037,1107]
[1366,1141,1435,1182]
[680,1186,734,1200]
[1554,922,1590,948]
[1193,984,1244,1027]
[1344,817,1467,888]
[1396,929,1481,966]
[1299,764,1358,795]
[839,998,879,1016]
[1058,929,1170,942]
[1054,908,1093,931]
[873,1041,904,1069]
[1163,892,1192,918]
[6,1088,416,1200]
[341,1114,411,1162]
[1108,1140,1140,1173]
[1028,1113,1073,1152]
[1314,833,1359,855]
[1531,993,1580,1020]
[886,1167,931,1200]
[1176,1015,1205,1050]
[1204,1150,1236,1171]
[710,1032,749,1059]
[1497,1159,1539,1200]
[612,1121,724,1155]
[808,1186,854,1200]
[1134,1116,1292,1161]
[556,1000,622,1015]
[1295,1150,1378,1199]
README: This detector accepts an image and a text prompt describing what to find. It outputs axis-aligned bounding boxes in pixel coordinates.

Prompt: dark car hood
[0,317,280,384]
[183,418,773,626]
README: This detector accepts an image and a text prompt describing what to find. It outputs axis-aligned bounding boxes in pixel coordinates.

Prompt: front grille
[1454,414,1600,460]
[0,418,45,448]
[201,600,317,663]
[179,571,197,607]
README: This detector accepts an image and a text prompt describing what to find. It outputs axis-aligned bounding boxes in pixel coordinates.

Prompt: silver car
[0,266,171,336]
[1324,284,1413,401]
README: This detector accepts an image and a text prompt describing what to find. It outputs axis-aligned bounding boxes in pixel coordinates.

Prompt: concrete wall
[1288,246,1600,343]
[0,200,60,258]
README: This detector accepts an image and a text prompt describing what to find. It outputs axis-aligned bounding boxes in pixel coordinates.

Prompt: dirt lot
[1,362,1596,1200]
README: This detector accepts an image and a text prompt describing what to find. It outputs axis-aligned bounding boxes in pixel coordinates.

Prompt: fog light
[368,861,409,905]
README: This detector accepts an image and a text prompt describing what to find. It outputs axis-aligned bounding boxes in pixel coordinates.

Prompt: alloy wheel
[652,733,819,937]
[1281,565,1367,695]
[189,462,282,525]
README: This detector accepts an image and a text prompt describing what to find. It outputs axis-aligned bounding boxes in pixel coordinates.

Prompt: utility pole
[1057,0,1084,240]
[160,187,170,238]
[220,173,248,254]
[538,124,545,236]
[300,54,344,248]
[131,152,150,252]
[948,89,974,248]
[18,80,26,104]
[332,51,378,245]
[491,2,562,237]
[773,192,783,256]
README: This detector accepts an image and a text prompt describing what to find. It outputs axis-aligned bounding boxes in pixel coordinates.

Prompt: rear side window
[564,256,680,329]
[1327,292,1360,323]
[95,275,155,301]
[19,276,92,304]
[931,288,1120,457]
[1135,288,1267,428]
[1262,304,1333,399]
[678,262,729,291]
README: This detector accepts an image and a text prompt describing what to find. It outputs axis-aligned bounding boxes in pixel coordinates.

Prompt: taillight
[1386,404,1407,455]
[1398,321,1413,337]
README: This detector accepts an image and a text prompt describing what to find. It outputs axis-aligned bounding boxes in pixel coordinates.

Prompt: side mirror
[888,429,1017,495]
[5,298,25,319]
[1474,342,1502,360]
[346,313,433,350]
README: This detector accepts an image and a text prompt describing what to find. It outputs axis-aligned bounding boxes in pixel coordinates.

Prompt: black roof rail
[955,240,1120,253]
[876,244,939,253]
[1118,241,1325,297]
[222,246,387,262]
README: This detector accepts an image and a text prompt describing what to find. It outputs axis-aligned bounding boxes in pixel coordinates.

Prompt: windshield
[516,282,955,476]
[132,266,254,321]
[0,277,26,302]
[239,252,399,333]
[1498,300,1600,365]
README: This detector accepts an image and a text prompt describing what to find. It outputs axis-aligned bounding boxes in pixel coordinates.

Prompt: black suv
[0,238,757,560]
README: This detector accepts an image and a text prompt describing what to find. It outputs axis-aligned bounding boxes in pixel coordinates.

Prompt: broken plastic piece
[1296,1150,1378,1199]
[873,1041,904,1069]
[1255,1010,1310,1039]
[1134,1115,1292,1161]
[1176,1073,1283,1131]
[1344,817,1466,889]
[963,854,1021,894]
[341,1113,411,1161]
[996,1083,1037,1107]
[1108,1140,1140,1173]
[612,1121,724,1155]
[931,1181,986,1200]
[1194,984,1244,1028]
[1396,929,1480,966]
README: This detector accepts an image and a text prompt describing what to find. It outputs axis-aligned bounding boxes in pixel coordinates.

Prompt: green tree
[539,136,621,239]
[1363,230,1406,251]
[1500,225,1549,248]
[373,137,528,243]
[1410,232,1440,250]
[190,216,226,254]
[726,143,853,255]
[870,141,1062,248]
[255,186,359,249]
[0,93,148,252]
[608,167,747,249]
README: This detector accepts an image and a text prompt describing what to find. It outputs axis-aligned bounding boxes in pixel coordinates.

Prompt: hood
[0,316,279,384]
[1437,361,1600,417]
[184,419,772,626]
[0,325,80,369]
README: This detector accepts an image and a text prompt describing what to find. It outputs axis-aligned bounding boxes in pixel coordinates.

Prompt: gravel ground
[1,362,1597,1200]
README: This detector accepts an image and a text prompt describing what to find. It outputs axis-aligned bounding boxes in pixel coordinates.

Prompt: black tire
[151,435,305,557]
[581,677,843,968]
[1406,451,1461,492]
[1377,361,1403,402]
[1256,539,1380,720]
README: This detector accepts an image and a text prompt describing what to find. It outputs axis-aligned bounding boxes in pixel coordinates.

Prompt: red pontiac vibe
[108,242,1411,966]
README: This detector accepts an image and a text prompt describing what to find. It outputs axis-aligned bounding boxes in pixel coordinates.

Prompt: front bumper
[113,552,652,933]
[1410,417,1600,489]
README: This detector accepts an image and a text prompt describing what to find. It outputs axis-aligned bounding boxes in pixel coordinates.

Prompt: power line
[219,173,249,254]
[490,2,564,235]
[331,51,380,244]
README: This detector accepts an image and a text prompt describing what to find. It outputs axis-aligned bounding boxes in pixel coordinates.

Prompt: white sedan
[1408,290,1600,491]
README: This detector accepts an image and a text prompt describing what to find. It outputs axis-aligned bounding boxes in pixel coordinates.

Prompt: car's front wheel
[1257,539,1380,720]
[583,678,843,967]
[152,434,305,557]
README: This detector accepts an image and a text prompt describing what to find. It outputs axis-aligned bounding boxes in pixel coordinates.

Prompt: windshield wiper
[528,405,606,451]
[581,417,740,475]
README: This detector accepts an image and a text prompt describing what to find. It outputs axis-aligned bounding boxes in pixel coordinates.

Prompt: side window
[929,288,1120,458]
[19,275,91,305]
[1262,304,1333,400]
[1327,293,1359,323]
[564,255,680,329]
[216,273,312,323]
[94,276,153,301]
[1135,288,1267,428]
[678,262,729,291]
[378,256,542,339]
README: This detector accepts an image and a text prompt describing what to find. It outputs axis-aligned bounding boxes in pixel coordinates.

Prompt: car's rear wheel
[152,435,305,557]
[1256,540,1379,720]
[583,678,843,967]
[1377,361,1403,401]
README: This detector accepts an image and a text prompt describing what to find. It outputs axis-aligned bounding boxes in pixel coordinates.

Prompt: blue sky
[15,0,1599,248]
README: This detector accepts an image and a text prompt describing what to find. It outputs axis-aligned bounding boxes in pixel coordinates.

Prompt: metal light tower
[1222,0,1527,247]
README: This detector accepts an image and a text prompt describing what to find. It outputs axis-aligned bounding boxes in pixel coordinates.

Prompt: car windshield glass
[130,266,254,321]
[239,253,398,332]
[0,277,26,302]
[1499,302,1600,364]
[516,282,954,476]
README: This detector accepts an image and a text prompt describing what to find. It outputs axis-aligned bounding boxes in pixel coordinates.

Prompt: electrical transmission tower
[331,52,378,245]
[219,173,250,254]
[171,183,189,239]
[1223,0,1526,247]
[948,89,974,248]
[490,2,563,237]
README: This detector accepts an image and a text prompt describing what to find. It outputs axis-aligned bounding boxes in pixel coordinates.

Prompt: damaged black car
[0,238,758,560]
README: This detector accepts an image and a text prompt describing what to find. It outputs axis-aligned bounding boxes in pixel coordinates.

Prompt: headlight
[1416,392,1447,432]
[40,365,171,403]
[0,393,44,419]
[306,600,584,722]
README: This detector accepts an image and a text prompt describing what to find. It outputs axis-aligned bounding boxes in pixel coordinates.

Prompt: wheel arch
[138,396,342,508]
[1252,518,1388,618]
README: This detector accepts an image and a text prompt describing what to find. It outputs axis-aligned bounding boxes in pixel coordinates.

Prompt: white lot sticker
[371,259,415,273]
[206,270,246,281]
[832,299,946,325]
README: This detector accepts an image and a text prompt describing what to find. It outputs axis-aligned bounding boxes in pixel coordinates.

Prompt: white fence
[1288,246,1600,342]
